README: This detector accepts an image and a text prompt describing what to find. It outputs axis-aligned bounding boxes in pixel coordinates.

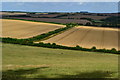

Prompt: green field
[2,43,118,79]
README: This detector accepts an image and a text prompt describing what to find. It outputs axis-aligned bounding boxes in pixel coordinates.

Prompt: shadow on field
[2,67,49,80]
[2,67,118,80]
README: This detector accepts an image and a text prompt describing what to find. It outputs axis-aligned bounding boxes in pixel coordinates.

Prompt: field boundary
[1,37,120,54]
[37,28,74,42]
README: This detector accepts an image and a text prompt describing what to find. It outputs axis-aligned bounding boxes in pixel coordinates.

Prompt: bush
[110,48,117,53]
[91,46,96,51]
[85,22,92,26]
[75,45,82,50]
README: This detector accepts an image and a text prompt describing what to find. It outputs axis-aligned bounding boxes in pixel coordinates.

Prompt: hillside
[3,43,118,79]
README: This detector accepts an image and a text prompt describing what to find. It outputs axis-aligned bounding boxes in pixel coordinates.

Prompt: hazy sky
[1,2,118,13]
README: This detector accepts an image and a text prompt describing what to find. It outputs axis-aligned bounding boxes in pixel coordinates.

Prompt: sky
[1,2,118,13]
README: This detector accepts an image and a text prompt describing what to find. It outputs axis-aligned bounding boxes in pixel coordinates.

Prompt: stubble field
[43,26,119,50]
[2,19,65,39]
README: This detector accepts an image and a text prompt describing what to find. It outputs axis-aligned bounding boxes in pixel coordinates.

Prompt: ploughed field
[60,14,108,20]
[2,19,65,39]
[43,26,119,50]
[7,17,91,25]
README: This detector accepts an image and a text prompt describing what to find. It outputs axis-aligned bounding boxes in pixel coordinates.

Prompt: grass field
[2,19,65,39]
[42,26,119,50]
[2,43,118,79]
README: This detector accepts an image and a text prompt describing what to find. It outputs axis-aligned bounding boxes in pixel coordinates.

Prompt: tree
[111,48,117,53]
[91,46,96,51]
[85,22,92,26]
[75,45,82,50]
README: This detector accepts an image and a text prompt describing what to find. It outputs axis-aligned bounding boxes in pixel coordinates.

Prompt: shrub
[85,22,92,26]
[110,48,117,53]
[91,46,96,51]
[75,45,82,50]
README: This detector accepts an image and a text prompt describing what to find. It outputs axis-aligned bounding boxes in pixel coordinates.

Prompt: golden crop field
[43,26,119,50]
[0,12,26,15]
[2,19,65,39]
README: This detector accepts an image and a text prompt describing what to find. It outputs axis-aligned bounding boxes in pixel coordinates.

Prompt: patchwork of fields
[2,16,119,79]
[7,17,91,25]
[43,26,119,50]
[60,14,108,20]
[2,19,119,50]
[2,19,65,39]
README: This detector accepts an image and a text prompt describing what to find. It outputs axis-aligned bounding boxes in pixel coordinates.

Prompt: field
[2,43,118,79]
[7,17,91,25]
[0,12,26,15]
[2,11,120,27]
[28,14,61,18]
[2,19,65,39]
[42,26,119,50]
[60,14,108,20]
[2,14,119,79]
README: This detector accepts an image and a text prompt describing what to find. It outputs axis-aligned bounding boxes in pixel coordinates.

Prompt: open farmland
[0,12,26,15]
[2,19,65,39]
[28,14,61,18]
[59,14,109,20]
[2,43,118,79]
[42,26,119,50]
[7,17,91,25]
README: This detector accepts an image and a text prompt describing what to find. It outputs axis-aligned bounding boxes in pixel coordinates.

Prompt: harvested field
[42,26,119,50]
[2,19,65,39]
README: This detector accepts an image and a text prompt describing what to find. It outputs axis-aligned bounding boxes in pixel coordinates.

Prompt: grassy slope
[2,43,118,79]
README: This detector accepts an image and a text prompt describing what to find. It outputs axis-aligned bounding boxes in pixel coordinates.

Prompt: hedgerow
[1,37,119,54]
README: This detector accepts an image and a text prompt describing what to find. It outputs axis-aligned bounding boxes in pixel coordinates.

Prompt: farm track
[43,26,119,50]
